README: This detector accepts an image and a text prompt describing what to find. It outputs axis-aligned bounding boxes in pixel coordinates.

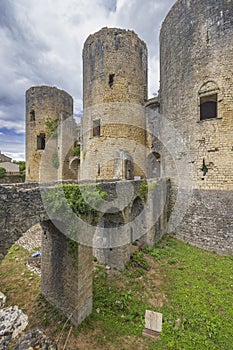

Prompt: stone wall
[93,179,168,269]
[169,188,233,254]
[0,183,46,261]
[0,175,24,184]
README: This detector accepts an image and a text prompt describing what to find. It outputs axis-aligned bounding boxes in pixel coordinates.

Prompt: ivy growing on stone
[45,118,58,138]
[52,152,59,169]
[71,145,80,158]
[139,180,157,201]
[45,183,107,227]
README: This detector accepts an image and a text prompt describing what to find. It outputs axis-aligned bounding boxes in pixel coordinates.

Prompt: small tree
[13,160,26,172]
[0,167,6,178]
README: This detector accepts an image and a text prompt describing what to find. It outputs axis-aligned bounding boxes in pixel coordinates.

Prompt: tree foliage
[0,167,6,178]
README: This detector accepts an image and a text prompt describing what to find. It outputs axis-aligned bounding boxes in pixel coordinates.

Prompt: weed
[126,251,150,271]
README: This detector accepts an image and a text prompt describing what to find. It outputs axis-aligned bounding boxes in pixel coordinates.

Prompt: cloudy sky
[0,0,175,161]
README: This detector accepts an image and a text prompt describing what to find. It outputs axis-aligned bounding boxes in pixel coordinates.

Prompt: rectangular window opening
[93,119,100,137]
[200,94,217,120]
[30,110,35,121]
[37,133,46,150]
[109,74,115,88]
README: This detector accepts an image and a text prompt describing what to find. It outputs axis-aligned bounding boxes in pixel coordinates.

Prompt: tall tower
[81,27,148,180]
[159,0,233,253]
[25,86,73,181]
[160,0,233,190]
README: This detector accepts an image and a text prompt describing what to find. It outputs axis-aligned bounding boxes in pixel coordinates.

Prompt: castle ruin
[3,0,230,326]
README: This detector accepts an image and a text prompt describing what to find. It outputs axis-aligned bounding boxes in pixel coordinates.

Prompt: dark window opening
[37,133,46,150]
[30,110,35,121]
[124,159,133,180]
[202,158,208,176]
[73,140,79,147]
[109,74,115,88]
[200,94,217,120]
[93,119,100,137]
[97,164,100,176]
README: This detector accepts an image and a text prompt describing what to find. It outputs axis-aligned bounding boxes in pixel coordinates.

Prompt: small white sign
[145,310,162,333]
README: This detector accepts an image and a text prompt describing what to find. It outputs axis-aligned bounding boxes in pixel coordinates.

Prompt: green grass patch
[1,237,232,349]
[147,236,233,349]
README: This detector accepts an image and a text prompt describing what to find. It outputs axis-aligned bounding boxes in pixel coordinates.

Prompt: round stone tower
[26,86,73,181]
[160,0,233,190]
[81,27,148,180]
[159,0,233,253]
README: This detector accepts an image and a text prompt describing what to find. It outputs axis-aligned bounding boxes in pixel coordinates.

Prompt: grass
[150,237,233,349]
[0,236,232,349]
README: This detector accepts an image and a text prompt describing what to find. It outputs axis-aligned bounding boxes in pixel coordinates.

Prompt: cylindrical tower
[25,86,73,181]
[159,0,233,254]
[81,27,148,180]
[160,0,233,190]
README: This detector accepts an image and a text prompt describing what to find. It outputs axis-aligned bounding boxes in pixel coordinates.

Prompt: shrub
[0,167,6,178]
[71,145,80,157]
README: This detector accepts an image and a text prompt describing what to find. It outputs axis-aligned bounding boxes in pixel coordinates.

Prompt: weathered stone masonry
[159,0,233,252]
[26,86,75,182]
[82,28,148,181]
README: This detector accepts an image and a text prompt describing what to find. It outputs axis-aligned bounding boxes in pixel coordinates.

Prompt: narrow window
[93,119,100,137]
[97,164,100,176]
[37,133,46,150]
[200,94,217,120]
[109,74,115,88]
[30,110,35,121]
[202,158,208,176]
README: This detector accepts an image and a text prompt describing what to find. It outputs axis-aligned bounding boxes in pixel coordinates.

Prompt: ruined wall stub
[41,220,93,326]
[81,27,148,181]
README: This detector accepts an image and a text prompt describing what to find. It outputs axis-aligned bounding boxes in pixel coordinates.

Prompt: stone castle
[0,0,229,326]
[25,0,233,254]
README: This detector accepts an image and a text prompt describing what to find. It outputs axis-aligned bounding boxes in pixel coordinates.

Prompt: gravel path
[16,224,42,251]
[16,224,43,276]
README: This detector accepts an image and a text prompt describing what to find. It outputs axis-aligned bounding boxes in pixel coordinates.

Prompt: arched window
[93,119,100,137]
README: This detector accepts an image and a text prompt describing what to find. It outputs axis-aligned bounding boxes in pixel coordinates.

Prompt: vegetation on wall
[44,184,107,238]
[45,118,59,138]
[83,150,87,160]
[71,145,80,158]
[52,152,59,169]
[139,180,157,201]
[68,239,80,268]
